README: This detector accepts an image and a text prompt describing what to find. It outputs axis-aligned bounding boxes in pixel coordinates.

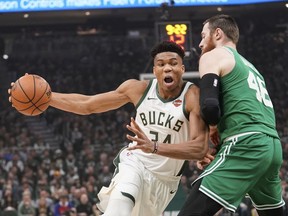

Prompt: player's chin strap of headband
[199,73,221,126]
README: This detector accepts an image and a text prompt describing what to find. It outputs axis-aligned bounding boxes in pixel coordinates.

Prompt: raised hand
[126,117,155,154]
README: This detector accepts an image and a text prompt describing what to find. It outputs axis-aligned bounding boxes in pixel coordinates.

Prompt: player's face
[199,22,216,55]
[153,52,184,97]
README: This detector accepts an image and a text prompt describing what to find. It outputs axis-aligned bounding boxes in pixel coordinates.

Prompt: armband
[199,73,221,125]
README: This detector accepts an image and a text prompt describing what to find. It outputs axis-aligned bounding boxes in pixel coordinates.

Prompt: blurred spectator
[36,196,52,216]
[17,190,36,216]
[69,187,81,208]
[70,124,83,153]
[97,165,113,188]
[85,182,99,205]
[5,153,24,174]
[64,153,77,172]
[181,161,200,193]
[35,189,54,214]
[0,181,18,210]
[66,167,80,188]
[49,163,65,182]
[53,190,73,216]
[1,206,18,216]
[83,165,97,183]
[76,193,94,216]
[53,149,65,170]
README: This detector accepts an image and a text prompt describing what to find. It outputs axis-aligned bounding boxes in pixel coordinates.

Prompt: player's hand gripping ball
[10,74,51,116]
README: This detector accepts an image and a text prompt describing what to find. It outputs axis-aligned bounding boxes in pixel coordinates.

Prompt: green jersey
[218,47,279,142]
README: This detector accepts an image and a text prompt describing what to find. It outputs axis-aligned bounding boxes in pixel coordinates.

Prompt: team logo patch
[173,99,182,107]
[126,151,133,156]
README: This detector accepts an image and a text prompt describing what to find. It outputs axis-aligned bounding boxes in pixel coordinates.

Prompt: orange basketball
[10,74,52,116]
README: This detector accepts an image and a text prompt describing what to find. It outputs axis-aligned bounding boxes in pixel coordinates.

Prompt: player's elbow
[201,98,221,126]
[199,73,221,126]
[198,148,208,160]
[189,146,208,161]
[187,136,209,160]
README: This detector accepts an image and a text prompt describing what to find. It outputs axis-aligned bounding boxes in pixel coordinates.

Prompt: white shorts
[97,148,181,216]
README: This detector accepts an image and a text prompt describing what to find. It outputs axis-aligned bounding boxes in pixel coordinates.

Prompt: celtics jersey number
[247,71,273,108]
[241,56,273,108]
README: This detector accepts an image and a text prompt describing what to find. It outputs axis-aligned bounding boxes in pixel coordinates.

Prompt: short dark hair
[204,14,239,44]
[151,41,185,60]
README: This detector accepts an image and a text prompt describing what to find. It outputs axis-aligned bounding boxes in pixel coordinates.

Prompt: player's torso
[132,79,192,176]
[218,47,279,142]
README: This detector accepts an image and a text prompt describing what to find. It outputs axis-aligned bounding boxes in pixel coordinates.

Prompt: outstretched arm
[8,75,146,115]
[47,79,144,115]
[50,90,130,115]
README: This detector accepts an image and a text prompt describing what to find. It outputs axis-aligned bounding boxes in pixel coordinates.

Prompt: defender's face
[153,52,184,95]
[199,22,216,55]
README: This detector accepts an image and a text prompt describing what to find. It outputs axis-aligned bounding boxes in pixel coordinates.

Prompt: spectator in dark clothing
[76,193,94,216]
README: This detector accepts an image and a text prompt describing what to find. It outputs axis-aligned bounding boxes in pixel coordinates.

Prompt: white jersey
[129,79,193,177]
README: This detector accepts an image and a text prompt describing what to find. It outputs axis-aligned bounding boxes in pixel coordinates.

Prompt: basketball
[10,74,52,116]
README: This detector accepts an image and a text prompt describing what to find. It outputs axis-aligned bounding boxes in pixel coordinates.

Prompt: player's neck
[157,81,184,100]
[217,41,236,50]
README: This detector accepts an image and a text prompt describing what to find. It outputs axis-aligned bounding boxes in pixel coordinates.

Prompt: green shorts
[195,132,285,212]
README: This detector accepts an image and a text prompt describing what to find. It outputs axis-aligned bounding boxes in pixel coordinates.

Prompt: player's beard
[201,36,215,56]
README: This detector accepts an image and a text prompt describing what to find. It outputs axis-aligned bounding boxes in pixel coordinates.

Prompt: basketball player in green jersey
[174,14,285,216]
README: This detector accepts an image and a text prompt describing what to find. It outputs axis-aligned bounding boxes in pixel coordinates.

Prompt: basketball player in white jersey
[8,41,211,216]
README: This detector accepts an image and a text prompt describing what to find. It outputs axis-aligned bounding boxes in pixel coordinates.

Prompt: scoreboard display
[155,21,192,53]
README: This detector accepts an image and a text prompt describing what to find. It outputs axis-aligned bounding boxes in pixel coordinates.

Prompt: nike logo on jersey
[147,97,157,100]
[170,190,176,194]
